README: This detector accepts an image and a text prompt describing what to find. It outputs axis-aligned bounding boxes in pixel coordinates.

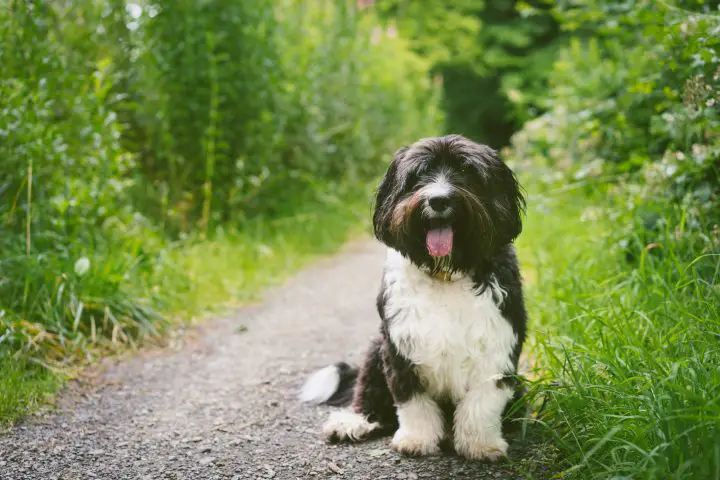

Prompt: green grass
[0,181,377,427]
[167,182,377,314]
[517,180,720,479]
[0,358,59,427]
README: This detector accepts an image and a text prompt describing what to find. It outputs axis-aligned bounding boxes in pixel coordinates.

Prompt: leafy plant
[508,1,720,478]
[376,0,561,146]
[0,0,441,423]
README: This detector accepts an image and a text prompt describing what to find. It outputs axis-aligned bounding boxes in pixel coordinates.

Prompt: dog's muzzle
[423,191,455,222]
[421,176,456,220]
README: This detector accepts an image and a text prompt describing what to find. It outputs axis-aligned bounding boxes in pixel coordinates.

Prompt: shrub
[511,1,719,220]
[0,1,166,361]
[508,1,720,478]
[0,0,440,372]
[510,0,718,281]
[133,0,440,231]
[376,0,561,146]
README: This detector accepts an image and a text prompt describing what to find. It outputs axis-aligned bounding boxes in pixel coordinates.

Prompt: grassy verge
[167,183,377,314]
[0,358,60,426]
[517,179,720,479]
[0,181,376,427]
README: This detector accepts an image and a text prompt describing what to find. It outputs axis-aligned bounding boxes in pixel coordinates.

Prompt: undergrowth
[516,174,720,480]
[0,180,376,427]
[0,0,437,425]
[0,358,59,426]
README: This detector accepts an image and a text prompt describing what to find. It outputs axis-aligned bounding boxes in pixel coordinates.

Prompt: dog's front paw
[322,411,379,443]
[390,429,441,456]
[454,436,508,462]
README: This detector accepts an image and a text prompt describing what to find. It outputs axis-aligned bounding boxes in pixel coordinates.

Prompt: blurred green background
[1,1,718,478]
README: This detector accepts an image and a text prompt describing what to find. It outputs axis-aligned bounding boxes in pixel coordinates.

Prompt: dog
[299,134,527,461]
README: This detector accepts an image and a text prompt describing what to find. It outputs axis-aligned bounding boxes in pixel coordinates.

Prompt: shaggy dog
[300,134,527,461]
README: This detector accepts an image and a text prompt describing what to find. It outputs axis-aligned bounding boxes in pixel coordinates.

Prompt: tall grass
[507,4,719,476]
[516,175,720,479]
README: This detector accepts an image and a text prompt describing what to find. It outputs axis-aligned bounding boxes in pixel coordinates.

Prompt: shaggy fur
[300,134,527,461]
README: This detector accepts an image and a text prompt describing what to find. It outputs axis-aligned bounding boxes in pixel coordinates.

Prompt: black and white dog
[300,134,527,461]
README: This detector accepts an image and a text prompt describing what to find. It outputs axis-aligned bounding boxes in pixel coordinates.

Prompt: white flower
[74,257,91,276]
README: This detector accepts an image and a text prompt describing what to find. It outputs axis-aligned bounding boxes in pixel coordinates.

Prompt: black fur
[315,134,528,445]
[324,362,359,407]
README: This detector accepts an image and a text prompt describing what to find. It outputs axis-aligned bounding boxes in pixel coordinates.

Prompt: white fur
[421,173,453,217]
[454,385,513,460]
[299,364,340,404]
[391,394,444,456]
[423,173,453,200]
[322,411,380,441]
[383,248,516,457]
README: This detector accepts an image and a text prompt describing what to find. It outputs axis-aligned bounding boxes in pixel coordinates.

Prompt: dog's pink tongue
[426,228,453,257]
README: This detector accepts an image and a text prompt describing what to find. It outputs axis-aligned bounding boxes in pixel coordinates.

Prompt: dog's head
[373,134,525,274]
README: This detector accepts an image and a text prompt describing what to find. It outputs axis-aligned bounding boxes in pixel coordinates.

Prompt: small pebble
[263,464,276,478]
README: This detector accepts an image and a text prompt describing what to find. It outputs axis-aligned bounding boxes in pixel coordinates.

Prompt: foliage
[376,0,561,146]
[0,0,440,423]
[511,1,719,217]
[0,0,166,363]
[508,1,720,478]
[134,0,440,231]
[517,179,720,480]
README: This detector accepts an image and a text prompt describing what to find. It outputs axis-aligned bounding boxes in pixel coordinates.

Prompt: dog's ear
[372,146,409,246]
[489,153,526,245]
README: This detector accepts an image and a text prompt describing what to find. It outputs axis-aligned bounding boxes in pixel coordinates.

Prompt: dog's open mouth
[425,227,453,257]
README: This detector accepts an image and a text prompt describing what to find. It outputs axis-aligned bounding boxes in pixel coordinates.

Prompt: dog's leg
[381,335,444,456]
[453,382,514,461]
[390,394,444,456]
[323,336,394,442]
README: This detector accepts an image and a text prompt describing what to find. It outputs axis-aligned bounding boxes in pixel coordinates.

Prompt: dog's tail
[299,362,358,407]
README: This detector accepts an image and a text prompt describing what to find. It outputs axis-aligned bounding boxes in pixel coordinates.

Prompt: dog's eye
[406,170,420,187]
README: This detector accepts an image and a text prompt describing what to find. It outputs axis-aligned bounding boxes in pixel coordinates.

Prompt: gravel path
[0,239,547,480]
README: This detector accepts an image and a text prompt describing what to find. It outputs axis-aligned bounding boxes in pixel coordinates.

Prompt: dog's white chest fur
[383,249,516,401]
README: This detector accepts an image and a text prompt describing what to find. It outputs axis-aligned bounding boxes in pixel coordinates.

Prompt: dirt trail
[0,239,543,480]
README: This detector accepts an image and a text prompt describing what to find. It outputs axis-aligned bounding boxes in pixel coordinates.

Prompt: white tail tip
[299,364,341,404]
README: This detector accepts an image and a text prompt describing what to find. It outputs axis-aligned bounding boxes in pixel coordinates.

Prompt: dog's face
[373,135,525,274]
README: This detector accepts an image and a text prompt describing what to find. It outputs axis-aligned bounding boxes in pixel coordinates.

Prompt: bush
[508,1,720,478]
[376,0,561,147]
[511,1,719,220]
[132,0,440,231]
[0,0,440,378]
[510,0,718,299]
[0,1,165,362]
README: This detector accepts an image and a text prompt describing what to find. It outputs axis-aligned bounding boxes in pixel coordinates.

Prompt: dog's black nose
[428,195,451,212]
